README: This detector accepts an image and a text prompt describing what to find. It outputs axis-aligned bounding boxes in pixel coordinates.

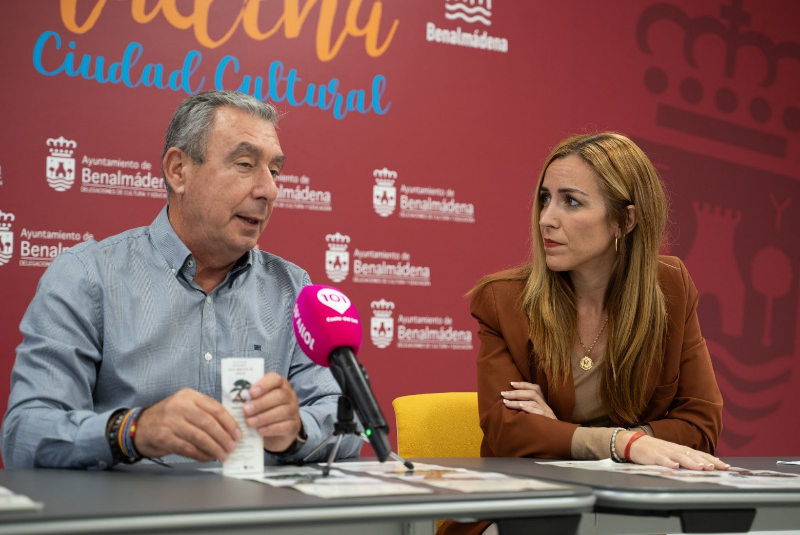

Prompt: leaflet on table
[338,461,567,493]
[221,358,264,478]
[542,459,800,489]
[330,460,447,474]
[293,479,433,499]
[0,486,43,513]
[243,465,433,498]
[243,466,351,487]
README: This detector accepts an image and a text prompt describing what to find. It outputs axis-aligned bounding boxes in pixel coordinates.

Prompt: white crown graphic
[373,167,398,186]
[371,299,395,318]
[47,136,77,158]
[325,232,351,252]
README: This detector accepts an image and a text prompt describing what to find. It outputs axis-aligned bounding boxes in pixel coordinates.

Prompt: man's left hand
[242,372,303,453]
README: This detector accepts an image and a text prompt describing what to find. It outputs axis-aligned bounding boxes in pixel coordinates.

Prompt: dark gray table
[0,461,594,535]
[430,457,800,534]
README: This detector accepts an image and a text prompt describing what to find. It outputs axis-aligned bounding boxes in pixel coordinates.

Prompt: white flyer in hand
[221,357,264,478]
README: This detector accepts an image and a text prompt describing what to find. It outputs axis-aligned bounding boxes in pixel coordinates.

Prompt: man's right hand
[134,388,241,462]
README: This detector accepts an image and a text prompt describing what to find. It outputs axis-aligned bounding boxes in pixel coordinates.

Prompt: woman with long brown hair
[440,132,726,535]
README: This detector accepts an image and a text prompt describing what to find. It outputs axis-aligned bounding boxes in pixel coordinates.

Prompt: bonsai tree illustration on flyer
[230,379,252,402]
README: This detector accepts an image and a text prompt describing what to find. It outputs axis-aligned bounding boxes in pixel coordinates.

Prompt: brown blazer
[438,256,723,535]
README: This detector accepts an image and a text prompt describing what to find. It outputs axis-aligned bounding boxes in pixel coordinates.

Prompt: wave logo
[0,209,15,267]
[46,136,77,192]
[372,167,397,217]
[325,232,351,283]
[445,0,492,26]
[370,299,395,348]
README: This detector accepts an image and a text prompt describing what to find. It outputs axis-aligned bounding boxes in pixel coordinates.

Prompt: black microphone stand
[302,396,414,477]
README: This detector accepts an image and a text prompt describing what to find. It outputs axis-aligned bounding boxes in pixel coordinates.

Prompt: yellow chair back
[392,392,482,459]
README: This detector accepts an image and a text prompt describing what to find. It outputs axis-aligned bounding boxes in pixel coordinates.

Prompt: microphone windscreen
[292,285,362,366]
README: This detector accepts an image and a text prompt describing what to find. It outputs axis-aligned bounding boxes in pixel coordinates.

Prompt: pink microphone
[292,285,391,461]
[292,285,361,364]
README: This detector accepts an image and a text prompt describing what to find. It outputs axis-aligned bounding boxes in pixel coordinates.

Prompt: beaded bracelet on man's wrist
[107,408,142,465]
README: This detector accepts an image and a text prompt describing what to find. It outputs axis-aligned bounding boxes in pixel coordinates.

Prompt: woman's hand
[500,382,558,419]
[618,431,729,470]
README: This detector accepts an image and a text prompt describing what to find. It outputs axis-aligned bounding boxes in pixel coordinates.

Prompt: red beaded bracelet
[624,431,646,462]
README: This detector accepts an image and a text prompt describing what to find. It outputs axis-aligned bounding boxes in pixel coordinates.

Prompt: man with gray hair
[2,90,361,468]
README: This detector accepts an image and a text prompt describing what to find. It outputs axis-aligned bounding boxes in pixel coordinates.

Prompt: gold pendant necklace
[578,315,608,371]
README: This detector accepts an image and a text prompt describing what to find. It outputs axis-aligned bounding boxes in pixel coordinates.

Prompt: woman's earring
[615,238,619,252]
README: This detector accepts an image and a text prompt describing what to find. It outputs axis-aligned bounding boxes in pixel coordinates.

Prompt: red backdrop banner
[0,0,798,461]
